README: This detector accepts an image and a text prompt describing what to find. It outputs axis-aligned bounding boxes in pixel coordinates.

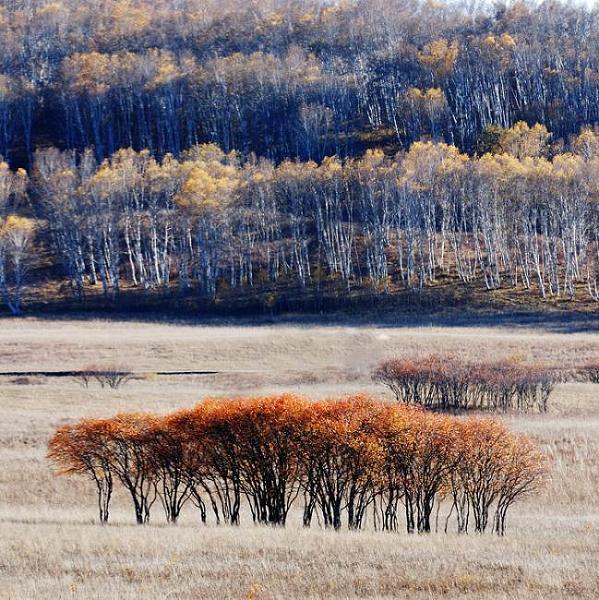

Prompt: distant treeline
[0,0,599,164]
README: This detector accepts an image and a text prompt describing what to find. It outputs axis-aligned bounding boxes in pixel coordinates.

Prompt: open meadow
[1,315,599,599]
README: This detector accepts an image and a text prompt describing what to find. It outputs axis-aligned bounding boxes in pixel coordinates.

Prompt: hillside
[1,1,599,316]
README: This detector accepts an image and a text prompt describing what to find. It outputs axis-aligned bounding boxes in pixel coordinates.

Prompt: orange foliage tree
[48,419,115,523]
[147,412,197,524]
[299,396,385,530]
[220,395,308,526]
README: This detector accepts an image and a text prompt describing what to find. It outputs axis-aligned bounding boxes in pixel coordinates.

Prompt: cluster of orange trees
[48,395,547,535]
[374,356,555,413]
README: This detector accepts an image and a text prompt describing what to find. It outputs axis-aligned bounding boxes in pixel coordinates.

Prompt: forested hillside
[1,0,598,163]
[1,0,599,314]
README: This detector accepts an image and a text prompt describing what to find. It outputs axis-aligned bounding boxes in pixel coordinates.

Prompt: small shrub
[74,364,133,389]
[10,376,38,385]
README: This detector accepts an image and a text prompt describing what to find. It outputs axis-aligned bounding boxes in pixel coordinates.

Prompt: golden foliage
[418,39,459,78]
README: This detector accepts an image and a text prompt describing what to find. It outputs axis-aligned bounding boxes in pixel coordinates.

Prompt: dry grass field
[1,316,598,599]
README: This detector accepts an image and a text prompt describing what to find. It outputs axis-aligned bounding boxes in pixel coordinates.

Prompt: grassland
[0,316,598,599]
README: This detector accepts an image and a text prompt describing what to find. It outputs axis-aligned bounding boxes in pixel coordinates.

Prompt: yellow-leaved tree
[0,215,35,315]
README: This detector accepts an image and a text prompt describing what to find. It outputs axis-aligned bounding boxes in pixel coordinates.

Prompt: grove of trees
[29,132,599,307]
[48,395,547,535]
[373,355,555,412]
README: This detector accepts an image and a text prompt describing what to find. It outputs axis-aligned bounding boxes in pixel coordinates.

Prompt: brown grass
[0,318,598,599]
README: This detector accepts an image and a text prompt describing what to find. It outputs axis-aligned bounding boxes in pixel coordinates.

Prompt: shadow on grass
[1,306,598,334]
[1,282,598,333]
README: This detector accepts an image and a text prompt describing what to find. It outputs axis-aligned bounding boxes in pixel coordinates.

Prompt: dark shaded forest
[1,0,599,315]
[1,0,599,164]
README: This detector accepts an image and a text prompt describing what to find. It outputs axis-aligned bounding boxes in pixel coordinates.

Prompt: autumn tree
[217,394,308,526]
[397,411,459,533]
[449,419,513,533]
[492,433,548,536]
[148,414,196,524]
[373,355,554,413]
[102,413,159,524]
[0,216,34,315]
[48,420,115,523]
[177,401,244,525]
[300,396,384,530]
